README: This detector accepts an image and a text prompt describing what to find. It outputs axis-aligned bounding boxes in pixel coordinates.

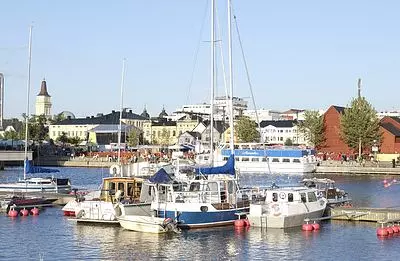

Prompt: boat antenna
[232,7,271,174]
[23,24,33,181]
[117,58,126,176]
[210,0,216,166]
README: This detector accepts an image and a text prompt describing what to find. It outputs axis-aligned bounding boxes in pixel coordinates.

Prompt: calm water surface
[1,166,400,261]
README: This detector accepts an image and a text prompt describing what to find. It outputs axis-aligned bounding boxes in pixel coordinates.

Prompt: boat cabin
[99,177,145,203]
[260,187,320,204]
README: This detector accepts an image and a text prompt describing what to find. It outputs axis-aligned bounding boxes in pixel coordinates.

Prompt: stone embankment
[316,161,400,175]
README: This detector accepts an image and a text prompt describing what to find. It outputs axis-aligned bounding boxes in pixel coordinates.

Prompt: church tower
[35,78,52,117]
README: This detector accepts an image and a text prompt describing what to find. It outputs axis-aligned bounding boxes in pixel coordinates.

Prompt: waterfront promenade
[32,156,400,175]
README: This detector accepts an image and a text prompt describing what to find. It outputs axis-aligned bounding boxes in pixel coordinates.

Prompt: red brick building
[379,116,400,153]
[320,107,400,155]
[320,105,351,155]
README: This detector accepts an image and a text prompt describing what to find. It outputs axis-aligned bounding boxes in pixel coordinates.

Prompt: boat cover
[149,168,173,183]
[195,154,235,176]
[25,159,60,174]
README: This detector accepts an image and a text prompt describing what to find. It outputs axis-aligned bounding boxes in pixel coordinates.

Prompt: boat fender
[76,209,85,219]
[110,165,120,176]
[114,204,122,217]
[270,203,281,216]
[163,217,173,227]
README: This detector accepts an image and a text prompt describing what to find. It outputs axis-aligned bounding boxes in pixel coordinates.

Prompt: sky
[0,1,399,119]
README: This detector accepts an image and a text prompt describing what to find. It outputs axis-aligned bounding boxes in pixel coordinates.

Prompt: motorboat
[0,194,57,213]
[150,155,254,229]
[115,196,179,234]
[247,185,327,228]
[62,176,145,224]
[301,177,351,206]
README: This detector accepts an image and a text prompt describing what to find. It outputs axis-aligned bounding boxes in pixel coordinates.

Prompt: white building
[243,109,282,122]
[35,79,52,117]
[175,96,248,121]
[259,120,307,145]
[377,110,400,119]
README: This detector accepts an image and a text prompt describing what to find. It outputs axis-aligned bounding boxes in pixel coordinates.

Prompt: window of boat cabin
[288,193,293,202]
[223,157,229,161]
[108,182,116,194]
[189,182,201,192]
[262,157,268,162]
[207,182,218,193]
[228,180,235,194]
[118,182,125,193]
[282,158,290,163]
[242,157,249,162]
[272,158,280,163]
[252,158,259,162]
[293,159,301,163]
[307,191,317,202]
[272,193,278,202]
[234,145,239,149]
[300,193,307,203]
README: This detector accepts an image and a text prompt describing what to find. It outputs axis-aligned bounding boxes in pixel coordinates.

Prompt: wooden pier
[330,207,400,222]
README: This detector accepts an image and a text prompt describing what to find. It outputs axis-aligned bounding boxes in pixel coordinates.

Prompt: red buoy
[31,207,39,216]
[20,208,29,216]
[377,227,389,237]
[243,219,251,227]
[234,219,245,227]
[386,227,394,235]
[312,222,320,231]
[8,209,18,217]
[391,225,399,233]
[302,223,314,231]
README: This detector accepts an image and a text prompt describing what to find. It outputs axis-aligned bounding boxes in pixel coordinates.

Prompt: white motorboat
[247,186,327,228]
[0,175,71,194]
[301,177,351,206]
[115,201,179,234]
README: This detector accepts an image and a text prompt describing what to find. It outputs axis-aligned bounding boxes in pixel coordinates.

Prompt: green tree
[297,110,325,148]
[340,97,381,157]
[68,136,82,147]
[284,138,293,146]
[235,116,260,143]
[3,130,19,140]
[28,115,49,144]
[56,132,69,145]
[50,112,66,124]
[127,128,141,147]
[158,128,171,146]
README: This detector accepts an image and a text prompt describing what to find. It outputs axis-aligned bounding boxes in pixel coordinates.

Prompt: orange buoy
[302,223,314,231]
[234,219,245,227]
[8,208,18,217]
[31,207,39,216]
[243,219,251,227]
[20,208,29,216]
[377,227,389,237]
[312,222,320,231]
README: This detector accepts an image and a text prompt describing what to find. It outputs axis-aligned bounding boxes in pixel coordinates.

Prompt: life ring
[270,203,281,216]
[279,192,286,199]
[110,165,121,176]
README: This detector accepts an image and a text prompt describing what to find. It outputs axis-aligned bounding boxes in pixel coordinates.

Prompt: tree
[284,138,293,146]
[3,130,19,140]
[127,128,141,147]
[235,116,260,143]
[68,136,82,147]
[56,132,69,145]
[340,97,381,157]
[297,110,325,148]
[158,128,171,146]
[28,115,49,144]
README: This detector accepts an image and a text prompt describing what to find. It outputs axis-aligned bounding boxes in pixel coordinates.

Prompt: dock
[330,207,400,222]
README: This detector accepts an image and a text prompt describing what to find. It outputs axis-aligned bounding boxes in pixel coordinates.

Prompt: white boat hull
[118,215,168,233]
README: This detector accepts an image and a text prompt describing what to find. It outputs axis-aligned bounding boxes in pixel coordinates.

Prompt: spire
[38,78,51,97]
[140,104,150,119]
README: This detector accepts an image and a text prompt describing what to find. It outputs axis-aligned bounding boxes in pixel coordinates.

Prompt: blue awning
[148,168,172,183]
[195,154,235,175]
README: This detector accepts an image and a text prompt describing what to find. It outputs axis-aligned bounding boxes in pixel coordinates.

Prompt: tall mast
[210,0,215,165]
[117,58,126,172]
[227,0,234,155]
[23,25,33,180]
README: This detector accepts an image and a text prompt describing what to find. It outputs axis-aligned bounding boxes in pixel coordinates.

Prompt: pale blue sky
[0,1,399,119]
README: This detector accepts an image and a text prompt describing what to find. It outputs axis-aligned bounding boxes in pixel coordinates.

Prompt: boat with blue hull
[150,155,253,229]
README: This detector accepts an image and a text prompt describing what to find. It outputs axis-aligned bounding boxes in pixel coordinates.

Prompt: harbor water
[1,166,400,260]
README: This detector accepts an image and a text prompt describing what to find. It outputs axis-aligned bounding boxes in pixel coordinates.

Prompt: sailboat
[148,0,257,229]
[0,26,71,195]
